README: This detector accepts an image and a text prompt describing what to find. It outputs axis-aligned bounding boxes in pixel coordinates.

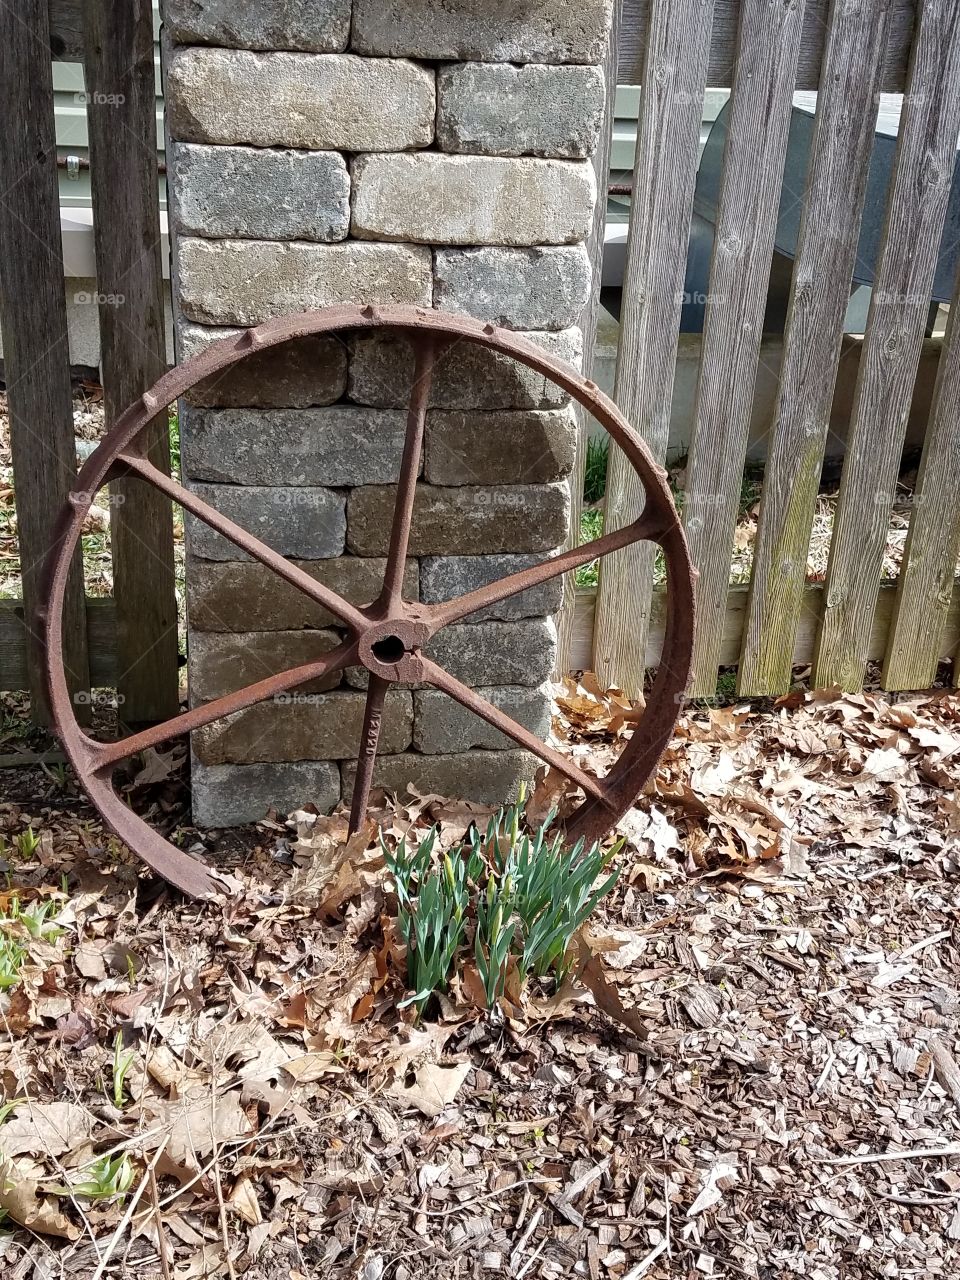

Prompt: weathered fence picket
[0,0,178,722]
[593,0,714,697]
[882,265,960,690]
[556,0,620,676]
[0,0,91,721]
[812,0,960,690]
[737,0,893,697]
[83,0,179,723]
[680,0,806,695]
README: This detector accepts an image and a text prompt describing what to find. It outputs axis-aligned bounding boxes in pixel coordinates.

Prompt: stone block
[420,554,563,621]
[169,144,349,242]
[347,483,569,556]
[189,630,343,702]
[414,685,552,753]
[181,406,410,485]
[193,689,413,764]
[166,48,435,151]
[424,408,576,486]
[348,328,583,411]
[345,618,556,690]
[351,0,614,64]
[352,154,595,247]
[342,750,540,808]
[187,557,418,630]
[177,324,347,409]
[437,63,605,159]
[428,618,557,686]
[165,0,352,52]
[191,758,341,827]
[433,247,590,332]
[178,239,433,326]
[185,484,345,560]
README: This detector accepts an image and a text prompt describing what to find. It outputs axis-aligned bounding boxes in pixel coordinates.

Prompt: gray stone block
[347,483,570,556]
[341,750,540,808]
[181,406,410,485]
[166,48,435,151]
[165,0,351,52]
[178,239,433,326]
[352,154,595,247]
[420,554,563,621]
[184,483,345,560]
[170,144,349,242]
[351,0,614,64]
[424,408,577,485]
[177,323,347,408]
[437,63,605,159]
[347,328,583,411]
[345,617,556,690]
[433,247,590,332]
[187,557,418,631]
[193,689,413,764]
[189,630,343,702]
[414,685,552,753]
[191,758,341,827]
[428,618,557,687]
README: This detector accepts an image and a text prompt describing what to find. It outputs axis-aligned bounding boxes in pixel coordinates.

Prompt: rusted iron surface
[41,304,695,897]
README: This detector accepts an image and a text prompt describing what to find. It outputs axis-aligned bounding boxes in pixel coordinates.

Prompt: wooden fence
[4,0,959,716]
[0,0,178,723]
[576,0,960,697]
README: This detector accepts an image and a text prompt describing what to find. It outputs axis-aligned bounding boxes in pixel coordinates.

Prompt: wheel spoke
[348,674,389,834]
[119,452,369,633]
[430,509,669,628]
[418,657,615,808]
[87,638,355,772]
[377,334,440,612]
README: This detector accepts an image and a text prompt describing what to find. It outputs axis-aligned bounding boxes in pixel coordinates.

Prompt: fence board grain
[813,0,960,690]
[556,0,620,676]
[737,0,891,697]
[617,0,916,89]
[682,0,805,695]
[592,0,714,697]
[83,0,180,724]
[0,599,116,691]
[882,268,960,690]
[571,580,960,674]
[48,0,83,59]
[0,0,90,721]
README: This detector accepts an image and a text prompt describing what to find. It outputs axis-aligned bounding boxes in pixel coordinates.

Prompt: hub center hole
[372,634,406,664]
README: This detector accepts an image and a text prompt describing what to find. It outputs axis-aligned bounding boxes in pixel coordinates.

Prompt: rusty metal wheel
[41,304,695,898]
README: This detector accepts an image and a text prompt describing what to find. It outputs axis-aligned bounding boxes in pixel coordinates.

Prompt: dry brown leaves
[0,680,958,1278]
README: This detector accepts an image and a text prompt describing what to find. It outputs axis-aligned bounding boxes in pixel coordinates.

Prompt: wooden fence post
[813,0,960,690]
[592,0,714,696]
[737,0,892,696]
[0,0,91,721]
[555,0,620,676]
[83,0,180,724]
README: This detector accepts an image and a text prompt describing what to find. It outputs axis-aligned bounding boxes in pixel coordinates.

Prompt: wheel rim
[40,304,696,898]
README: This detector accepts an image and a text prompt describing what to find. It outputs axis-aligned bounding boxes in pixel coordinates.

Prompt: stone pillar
[163,0,614,825]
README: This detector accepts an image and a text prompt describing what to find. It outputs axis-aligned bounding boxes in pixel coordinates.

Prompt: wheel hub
[357,617,430,682]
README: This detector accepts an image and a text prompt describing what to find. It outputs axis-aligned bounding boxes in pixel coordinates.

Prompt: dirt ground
[0,677,958,1280]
